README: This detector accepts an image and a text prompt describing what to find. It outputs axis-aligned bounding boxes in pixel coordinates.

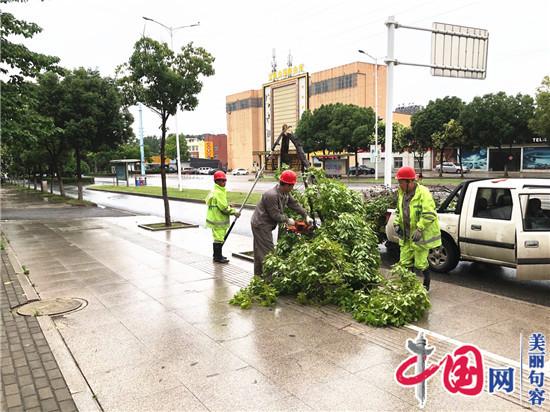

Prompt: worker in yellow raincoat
[206,171,240,263]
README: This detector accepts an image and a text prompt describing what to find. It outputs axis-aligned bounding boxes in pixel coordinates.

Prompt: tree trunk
[439,147,444,177]
[56,164,65,196]
[160,115,171,227]
[75,148,83,201]
[459,146,464,178]
[502,147,508,177]
[416,153,424,179]
[354,150,359,170]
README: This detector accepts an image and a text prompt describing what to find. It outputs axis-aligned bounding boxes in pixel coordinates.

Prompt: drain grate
[16,298,87,317]
[138,221,198,231]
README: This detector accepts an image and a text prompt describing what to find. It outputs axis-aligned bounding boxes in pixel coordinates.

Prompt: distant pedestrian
[251,170,313,278]
[205,171,240,264]
[393,166,441,290]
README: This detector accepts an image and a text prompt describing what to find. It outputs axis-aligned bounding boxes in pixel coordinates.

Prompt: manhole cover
[16,298,87,317]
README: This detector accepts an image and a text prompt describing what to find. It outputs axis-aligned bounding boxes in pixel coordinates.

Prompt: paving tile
[252,349,352,392]
[313,333,396,373]
[187,366,290,411]
[292,373,410,411]
[22,395,40,409]
[89,358,182,408]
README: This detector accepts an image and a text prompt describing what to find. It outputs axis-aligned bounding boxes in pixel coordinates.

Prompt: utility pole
[142,16,200,190]
[358,50,380,180]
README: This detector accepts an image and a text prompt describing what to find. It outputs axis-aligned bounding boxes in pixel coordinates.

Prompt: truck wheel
[429,235,459,273]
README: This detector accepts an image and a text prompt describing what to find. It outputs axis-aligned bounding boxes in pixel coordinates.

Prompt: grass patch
[12,185,95,206]
[89,185,262,206]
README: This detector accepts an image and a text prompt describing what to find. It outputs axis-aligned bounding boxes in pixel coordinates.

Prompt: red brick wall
[204,134,228,168]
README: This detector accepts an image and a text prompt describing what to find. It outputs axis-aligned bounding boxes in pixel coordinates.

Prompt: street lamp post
[358,50,379,181]
[142,16,200,191]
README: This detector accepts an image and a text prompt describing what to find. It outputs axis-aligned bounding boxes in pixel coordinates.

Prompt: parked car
[385,178,550,280]
[182,167,197,174]
[434,162,469,174]
[348,165,375,176]
[231,168,249,175]
[197,167,214,175]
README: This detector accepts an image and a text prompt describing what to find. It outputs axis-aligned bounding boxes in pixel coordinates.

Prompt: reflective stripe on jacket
[394,184,441,249]
[205,184,235,229]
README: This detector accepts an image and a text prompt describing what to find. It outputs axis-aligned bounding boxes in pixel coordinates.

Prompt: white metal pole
[374,59,379,181]
[138,104,145,176]
[384,16,396,188]
[170,30,183,191]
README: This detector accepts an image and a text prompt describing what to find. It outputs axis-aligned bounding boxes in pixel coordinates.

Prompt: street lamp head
[142,16,153,21]
[358,49,365,54]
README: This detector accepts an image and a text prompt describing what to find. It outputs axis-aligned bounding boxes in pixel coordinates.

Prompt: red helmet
[395,166,416,180]
[279,170,297,185]
[213,171,226,181]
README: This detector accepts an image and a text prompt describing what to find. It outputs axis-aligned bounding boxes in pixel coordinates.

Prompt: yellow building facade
[226,61,409,170]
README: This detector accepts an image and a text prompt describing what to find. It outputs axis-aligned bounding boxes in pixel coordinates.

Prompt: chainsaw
[285,220,315,236]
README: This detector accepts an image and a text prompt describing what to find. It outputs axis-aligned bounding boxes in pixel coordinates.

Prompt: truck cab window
[473,188,513,220]
[523,195,550,230]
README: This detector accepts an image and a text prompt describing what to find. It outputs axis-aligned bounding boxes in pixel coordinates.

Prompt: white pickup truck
[385,178,550,280]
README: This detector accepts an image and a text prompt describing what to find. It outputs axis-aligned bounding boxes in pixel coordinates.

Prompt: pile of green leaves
[362,187,397,241]
[228,276,278,309]
[230,169,430,327]
[346,265,430,327]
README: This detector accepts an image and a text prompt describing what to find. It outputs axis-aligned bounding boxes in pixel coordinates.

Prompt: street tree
[143,135,161,156]
[296,105,335,155]
[88,139,152,174]
[35,72,72,195]
[0,6,62,183]
[166,133,190,163]
[67,68,133,199]
[37,68,134,199]
[118,37,214,226]
[461,92,534,176]
[0,9,61,84]
[433,119,468,177]
[530,76,550,139]
[296,103,375,166]
[330,104,375,166]
[410,97,464,176]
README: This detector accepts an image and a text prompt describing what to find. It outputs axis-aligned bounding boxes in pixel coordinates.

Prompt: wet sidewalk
[1,185,549,411]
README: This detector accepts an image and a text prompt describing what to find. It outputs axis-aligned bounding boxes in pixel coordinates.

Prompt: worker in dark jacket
[251,170,313,278]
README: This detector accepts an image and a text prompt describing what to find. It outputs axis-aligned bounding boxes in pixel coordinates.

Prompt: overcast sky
[5,0,550,139]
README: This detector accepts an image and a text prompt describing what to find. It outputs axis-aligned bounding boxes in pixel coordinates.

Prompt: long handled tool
[222,126,290,244]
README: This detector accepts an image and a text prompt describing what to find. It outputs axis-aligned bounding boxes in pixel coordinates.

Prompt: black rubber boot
[422,269,431,291]
[213,243,229,264]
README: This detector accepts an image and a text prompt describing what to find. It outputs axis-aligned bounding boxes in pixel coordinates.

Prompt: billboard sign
[431,22,489,79]
[462,148,488,170]
[204,141,214,159]
[523,147,550,170]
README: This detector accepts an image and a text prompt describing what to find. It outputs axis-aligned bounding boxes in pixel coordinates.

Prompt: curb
[5,241,102,412]
[87,187,257,210]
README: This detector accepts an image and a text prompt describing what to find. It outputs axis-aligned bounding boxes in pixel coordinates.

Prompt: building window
[310,73,357,96]
[226,97,262,113]
[394,157,403,169]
